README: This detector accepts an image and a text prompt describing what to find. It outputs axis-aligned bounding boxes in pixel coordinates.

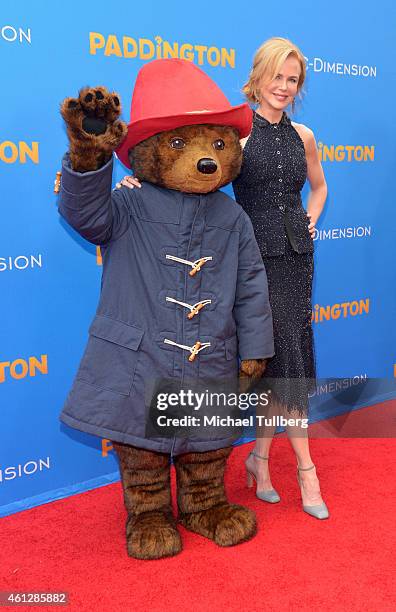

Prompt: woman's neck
[256,105,284,125]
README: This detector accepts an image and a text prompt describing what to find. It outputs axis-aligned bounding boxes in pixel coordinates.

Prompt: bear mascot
[58,58,274,560]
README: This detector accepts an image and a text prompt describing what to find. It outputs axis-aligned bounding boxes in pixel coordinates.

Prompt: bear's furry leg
[174,447,257,546]
[112,442,182,560]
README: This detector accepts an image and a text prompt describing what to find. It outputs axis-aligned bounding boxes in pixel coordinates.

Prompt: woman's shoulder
[290,121,315,147]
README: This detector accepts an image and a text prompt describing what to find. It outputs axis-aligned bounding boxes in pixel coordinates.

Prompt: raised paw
[180,503,257,547]
[126,511,182,560]
[60,85,127,171]
[61,86,125,137]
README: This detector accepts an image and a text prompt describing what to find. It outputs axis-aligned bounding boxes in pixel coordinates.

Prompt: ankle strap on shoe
[250,451,269,461]
[298,464,315,471]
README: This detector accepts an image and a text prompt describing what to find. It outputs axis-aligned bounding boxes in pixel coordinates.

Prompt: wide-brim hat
[116,59,252,169]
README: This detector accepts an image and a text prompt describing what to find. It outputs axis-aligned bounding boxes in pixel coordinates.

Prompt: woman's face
[258,55,301,110]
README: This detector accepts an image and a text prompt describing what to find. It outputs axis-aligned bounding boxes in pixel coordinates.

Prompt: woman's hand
[115,175,142,189]
[307,213,316,238]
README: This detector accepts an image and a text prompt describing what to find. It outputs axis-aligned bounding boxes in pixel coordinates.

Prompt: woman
[235,37,328,519]
[116,37,329,519]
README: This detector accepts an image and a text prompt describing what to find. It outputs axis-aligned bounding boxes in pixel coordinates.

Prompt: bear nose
[197,158,217,174]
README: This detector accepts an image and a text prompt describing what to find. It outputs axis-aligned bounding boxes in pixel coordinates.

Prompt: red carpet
[1,403,395,611]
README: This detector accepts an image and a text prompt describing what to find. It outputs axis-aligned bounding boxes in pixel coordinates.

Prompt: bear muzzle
[197,158,218,174]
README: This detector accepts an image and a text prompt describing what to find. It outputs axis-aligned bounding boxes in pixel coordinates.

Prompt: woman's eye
[213,139,225,150]
[170,138,185,149]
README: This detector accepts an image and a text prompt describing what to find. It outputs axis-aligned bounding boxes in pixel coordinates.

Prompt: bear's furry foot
[126,511,182,560]
[174,447,257,547]
[112,442,182,560]
[179,502,256,546]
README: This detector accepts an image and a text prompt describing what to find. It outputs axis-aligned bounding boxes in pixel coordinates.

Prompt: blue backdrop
[1,0,395,516]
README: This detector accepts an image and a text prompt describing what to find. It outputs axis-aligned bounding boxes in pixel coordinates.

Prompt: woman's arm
[293,123,328,235]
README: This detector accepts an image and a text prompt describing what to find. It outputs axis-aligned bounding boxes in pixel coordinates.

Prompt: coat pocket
[77,315,144,396]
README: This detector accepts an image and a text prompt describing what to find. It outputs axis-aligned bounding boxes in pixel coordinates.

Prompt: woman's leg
[245,398,278,491]
[286,419,325,506]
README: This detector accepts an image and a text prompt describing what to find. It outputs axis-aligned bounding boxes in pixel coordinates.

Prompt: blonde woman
[117,38,329,519]
[234,37,328,519]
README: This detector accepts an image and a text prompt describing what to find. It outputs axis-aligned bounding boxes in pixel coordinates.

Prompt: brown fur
[128,125,242,193]
[60,86,127,172]
[174,448,257,546]
[112,442,182,559]
[239,358,267,393]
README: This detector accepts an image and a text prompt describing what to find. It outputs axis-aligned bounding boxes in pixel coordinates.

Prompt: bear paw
[180,503,257,547]
[60,86,127,171]
[126,511,182,560]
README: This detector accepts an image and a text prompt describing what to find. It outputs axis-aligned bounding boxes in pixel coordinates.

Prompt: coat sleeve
[233,212,275,360]
[57,153,131,245]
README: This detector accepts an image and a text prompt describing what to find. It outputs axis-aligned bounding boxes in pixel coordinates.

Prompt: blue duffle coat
[58,154,274,455]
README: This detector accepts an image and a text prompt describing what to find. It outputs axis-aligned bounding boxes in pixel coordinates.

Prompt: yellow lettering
[323,145,334,162]
[104,34,122,57]
[207,46,220,67]
[340,302,349,317]
[10,359,28,380]
[180,43,194,61]
[29,355,48,377]
[354,146,363,161]
[330,304,341,319]
[335,146,345,162]
[0,362,11,383]
[102,439,114,457]
[194,45,207,65]
[319,305,330,321]
[19,141,39,164]
[360,298,370,315]
[364,145,374,161]
[345,145,354,161]
[162,40,179,59]
[123,36,138,58]
[139,38,155,60]
[89,32,105,55]
[221,47,235,68]
[0,141,19,163]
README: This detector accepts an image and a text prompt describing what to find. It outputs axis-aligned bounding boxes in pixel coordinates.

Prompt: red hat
[116,59,252,169]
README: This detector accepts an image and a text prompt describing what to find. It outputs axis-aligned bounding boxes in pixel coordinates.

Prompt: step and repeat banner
[1,0,395,516]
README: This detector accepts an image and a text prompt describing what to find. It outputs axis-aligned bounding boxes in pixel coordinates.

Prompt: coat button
[279,178,283,182]
[277,151,281,154]
[278,164,282,168]
[279,192,283,196]
[279,205,285,211]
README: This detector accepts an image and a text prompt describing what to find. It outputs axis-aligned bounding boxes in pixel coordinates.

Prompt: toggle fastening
[165,254,213,276]
[165,296,212,319]
[163,338,211,361]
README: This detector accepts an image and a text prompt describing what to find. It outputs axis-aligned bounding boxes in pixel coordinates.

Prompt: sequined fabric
[233,111,316,415]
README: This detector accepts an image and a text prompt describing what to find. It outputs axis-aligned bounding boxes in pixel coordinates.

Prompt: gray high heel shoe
[246,451,280,503]
[297,464,329,519]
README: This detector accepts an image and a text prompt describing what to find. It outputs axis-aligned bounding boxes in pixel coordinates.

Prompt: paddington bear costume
[58,59,274,559]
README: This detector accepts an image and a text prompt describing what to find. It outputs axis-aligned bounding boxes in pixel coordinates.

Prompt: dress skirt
[261,239,316,416]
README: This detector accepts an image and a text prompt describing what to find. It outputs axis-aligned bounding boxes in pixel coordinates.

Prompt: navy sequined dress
[233,110,316,415]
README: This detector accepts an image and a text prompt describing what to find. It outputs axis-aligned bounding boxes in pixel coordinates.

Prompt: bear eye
[213,139,225,150]
[170,138,186,149]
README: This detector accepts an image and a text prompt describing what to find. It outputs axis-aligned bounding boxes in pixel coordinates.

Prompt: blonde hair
[242,37,306,110]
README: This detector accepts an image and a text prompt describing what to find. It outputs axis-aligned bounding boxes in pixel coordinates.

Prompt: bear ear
[128,135,162,184]
[217,127,243,187]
